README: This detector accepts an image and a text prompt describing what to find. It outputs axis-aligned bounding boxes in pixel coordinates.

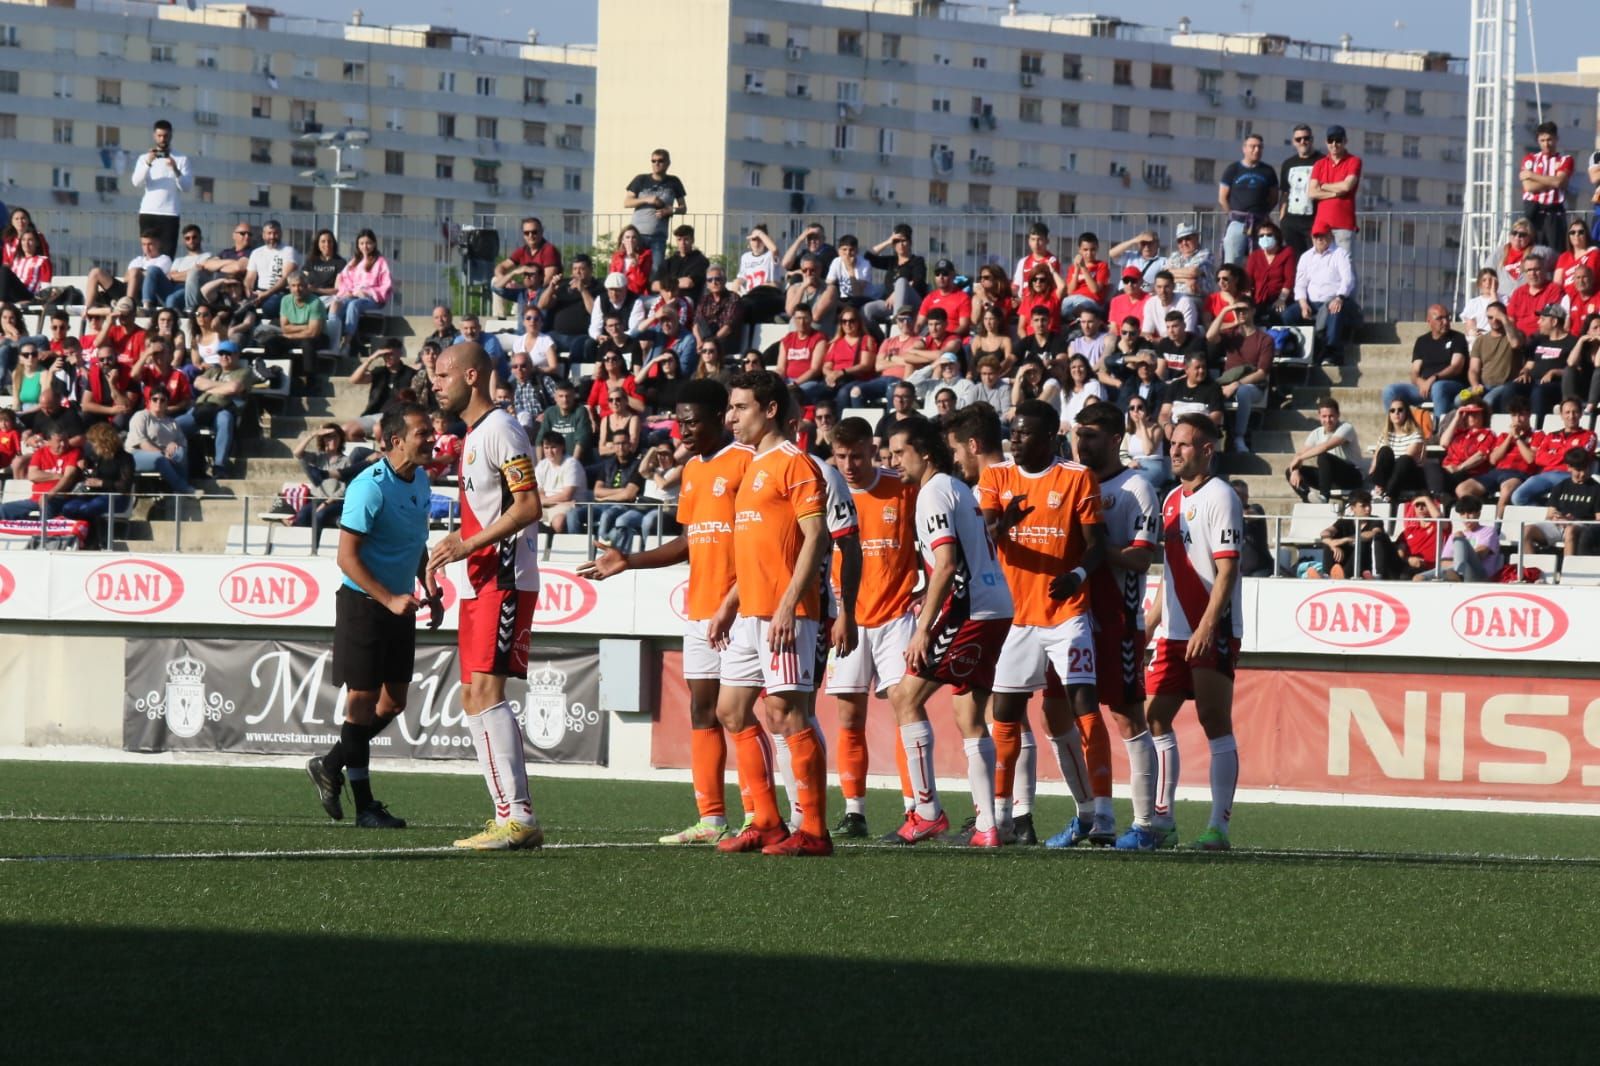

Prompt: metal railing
[1255,510,1581,582]
[18,206,1490,327]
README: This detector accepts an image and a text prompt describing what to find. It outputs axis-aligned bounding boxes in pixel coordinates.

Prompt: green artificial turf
[2,761,1596,1064]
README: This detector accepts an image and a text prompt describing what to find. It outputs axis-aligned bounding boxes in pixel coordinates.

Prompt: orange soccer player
[976,398,1107,845]
[823,415,920,838]
[581,379,753,844]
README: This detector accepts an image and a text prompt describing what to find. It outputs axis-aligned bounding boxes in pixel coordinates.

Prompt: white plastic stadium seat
[842,407,880,425]
[1281,502,1338,546]
[754,323,789,353]
[1557,555,1600,585]
[542,533,592,561]
[2,479,31,505]
[1488,414,1512,434]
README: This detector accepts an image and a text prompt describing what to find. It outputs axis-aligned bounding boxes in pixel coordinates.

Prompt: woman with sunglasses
[1124,395,1169,488]
[1245,220,1297,325]
[0,302,46,386]
[510,306,560,376]
[150,306,191,370]
[1370,400,1428,503]
[609,225,653,298]
[1553,223,1600,290]
[820,307,877,408]
[596,385,643,460]
[970,265,1017,337]
[586,347,643,423]
[10,343,51,412]
[784,254,825,324]
[1017,264,1062,338]
[691,339,734,386]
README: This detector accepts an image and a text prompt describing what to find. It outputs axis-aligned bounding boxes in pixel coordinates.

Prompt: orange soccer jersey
[976,458,1102,627]
[834,468,919,627]
[676,441,755,621]
[732,442,825,619]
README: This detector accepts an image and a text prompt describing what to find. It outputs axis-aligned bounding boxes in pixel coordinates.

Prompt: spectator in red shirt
[1307,125,1362,256]
[820,308,877,408]
[1505,253,1558,340]
[133,338,193,415]
[1107,268,1152,338]
[1011,221,1062,290]
[1553,221,1598,290]
[1520,121,1575,253]
[1565,266,1600,333]
[1425,403,1496,504]
[903,308,962,397]
[88,299,147,371]
[1059,232,1110,321]
[844,307,918,407]
[608,225,653,297]
[1246,220,1298,324]
[1207,298,1275,453]
[492,215,562,314]
[1457,397,1541,516]
[77,340,139,430]
[778,305,827,400]
[0,426,79,520]
[1511,396,1597,505]
[1017,264,1062,337]
[915,259,972,336]
[586,351,643,419]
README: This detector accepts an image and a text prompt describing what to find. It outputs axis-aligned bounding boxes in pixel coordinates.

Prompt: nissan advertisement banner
[123,638,606,765]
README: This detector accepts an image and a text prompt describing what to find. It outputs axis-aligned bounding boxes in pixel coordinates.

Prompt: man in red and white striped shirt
[1521,121,1575,253]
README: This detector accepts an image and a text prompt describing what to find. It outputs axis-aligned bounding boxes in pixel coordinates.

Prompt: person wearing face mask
[1245,221,1298,325]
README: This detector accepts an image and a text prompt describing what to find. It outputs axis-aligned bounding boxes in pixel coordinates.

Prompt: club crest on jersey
[1101,493,1117,511]
[752,471,769,492]
[712,476,728,497]
[882,505,897,524]
[465,450,476,466]
[1047,491,1063,509]
[1186,508,1197,521]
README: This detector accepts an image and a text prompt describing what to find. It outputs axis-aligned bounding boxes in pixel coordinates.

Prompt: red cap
[1312,222,1333,237]
[1121,267,1142,281]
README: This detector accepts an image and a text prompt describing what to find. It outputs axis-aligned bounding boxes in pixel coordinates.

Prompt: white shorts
[682,618,722,681]
[719,615,820,694]
[991,615,1097,694]
[826,613,914,695]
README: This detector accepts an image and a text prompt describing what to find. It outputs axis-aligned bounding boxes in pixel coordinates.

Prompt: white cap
[605,272,628,289]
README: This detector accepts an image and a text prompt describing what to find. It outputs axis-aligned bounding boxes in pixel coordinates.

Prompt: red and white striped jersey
[459,408,540,595]
[1156,477,1243,641]
[1521,151,1574,207]
[1090,467,1161,633]
[915,471,1012,622]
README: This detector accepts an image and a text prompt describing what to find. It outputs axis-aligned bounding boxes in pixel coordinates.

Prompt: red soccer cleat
[967,826,1003,848]
[894,809,950,845]
[762,829,835,857]
[717,823,789,853]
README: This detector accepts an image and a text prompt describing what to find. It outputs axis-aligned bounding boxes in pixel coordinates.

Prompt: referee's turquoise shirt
[338,459,432,597]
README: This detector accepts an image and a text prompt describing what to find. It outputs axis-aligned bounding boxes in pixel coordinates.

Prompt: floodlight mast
[1459,0,1517,310]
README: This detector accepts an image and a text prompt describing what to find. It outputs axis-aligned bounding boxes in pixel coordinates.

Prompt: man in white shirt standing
[130,120,192,259]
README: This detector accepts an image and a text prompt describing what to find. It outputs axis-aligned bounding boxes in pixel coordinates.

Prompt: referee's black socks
[325,714,400,809]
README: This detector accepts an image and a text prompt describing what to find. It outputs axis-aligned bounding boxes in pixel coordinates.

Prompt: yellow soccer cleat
[657,819,732,845]
[452,819,545,851]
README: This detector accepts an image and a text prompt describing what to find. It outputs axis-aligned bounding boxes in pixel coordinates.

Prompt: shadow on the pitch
[3,923,1593,1065]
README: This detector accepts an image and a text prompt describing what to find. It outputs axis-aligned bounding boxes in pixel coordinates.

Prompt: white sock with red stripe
[963,736,997,833]
[1153,731,1179,829]
[899,720,940,820]
[1013,730,1037,816]
[771,732,800,830]
[1124,730,1157,829]
[1047,728,1093,817]
[1208,734,1238,831]
[469,702,537,827]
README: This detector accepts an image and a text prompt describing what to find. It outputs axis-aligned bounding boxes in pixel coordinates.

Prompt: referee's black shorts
[332,585,417,691]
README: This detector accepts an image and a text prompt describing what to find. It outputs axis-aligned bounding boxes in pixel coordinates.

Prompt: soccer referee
[307,402,441,828]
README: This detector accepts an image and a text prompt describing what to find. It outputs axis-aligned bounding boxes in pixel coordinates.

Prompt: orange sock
[838,727,868,800]
[787,726,827,838]
[1077,710,1113,800]
[992,720,1021,799]
[733,726,781,830]
[690,726,727,819]
[893,728,913,801]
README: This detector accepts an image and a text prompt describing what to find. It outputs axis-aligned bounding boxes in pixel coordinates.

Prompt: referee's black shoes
[306,756,345,821]
[355,802,407,829]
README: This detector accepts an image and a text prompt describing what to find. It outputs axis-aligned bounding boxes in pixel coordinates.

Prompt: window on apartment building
[249,138,271,165]
[743,70,765,94]
[386,65,404,88]
[1113,60,1132,86]
[1403,135,1420,159]
[1364,132,1385,156]
[96,78,120,105]
[436,156,454,181]
[1060,101,1080,127]
[52,119,72,145]
[1019,97,1042,124]
[744,165,762,189]
[1234,119,1253,139]
[787,74,810,98]
[833,124,854,151]
[971,54,987,70]
[149,43,173,63]
[563,170,582,192]
[837,29,861,56]
[1196,115,1216,139]
[343,61,365,83]
[290,186,314,211]
[743,22,770,46]
[1112,105,1130,132]
[782,168,806,192]
[562,124,582,148]
[878,128,897,155]
[524,121,546,146]
[522,167,545,189]
[474,160,499,184]
[1365,85,1389,111]
[1018,141,1040,168]
[51,166,72,189]
[524,77,546,103]
[1405,89,1423,115]
[251,95,271,119]
[52,73,71,98]
[95,175,119,196]
[928,180,949,207]
[438,71,455,92]
[291,143,316,167]
[476,117,498,140]
[341,191,364,213]
[1285,79,1304,104]
[1150,110,1171,136]
[931,94,950,113]
[195,177,214,203]
[250,184,270,208]
[1020,51,1043,75]
[1063,53,1082,80]
[837,80,860,103]
[880,33,901,60]
[196,46,220,68]
[149,83,179,109]
[385,150,404,176]
[95,125,119,148]
[476,76,496,97]
[968,183,990,208]
[1058,193,1078,214]
[437,114,456,139]
[1198,69,1221,94]
[1150,64,1173,90]
[1401,177,1419,202]
[384,193,404,215]
[0,114,15,139]
[290,99,317,130]
[1016,189,1041,213]
[1193,158,1215,184]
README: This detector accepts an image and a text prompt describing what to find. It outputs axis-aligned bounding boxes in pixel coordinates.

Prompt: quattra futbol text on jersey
[686,520,733,539]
